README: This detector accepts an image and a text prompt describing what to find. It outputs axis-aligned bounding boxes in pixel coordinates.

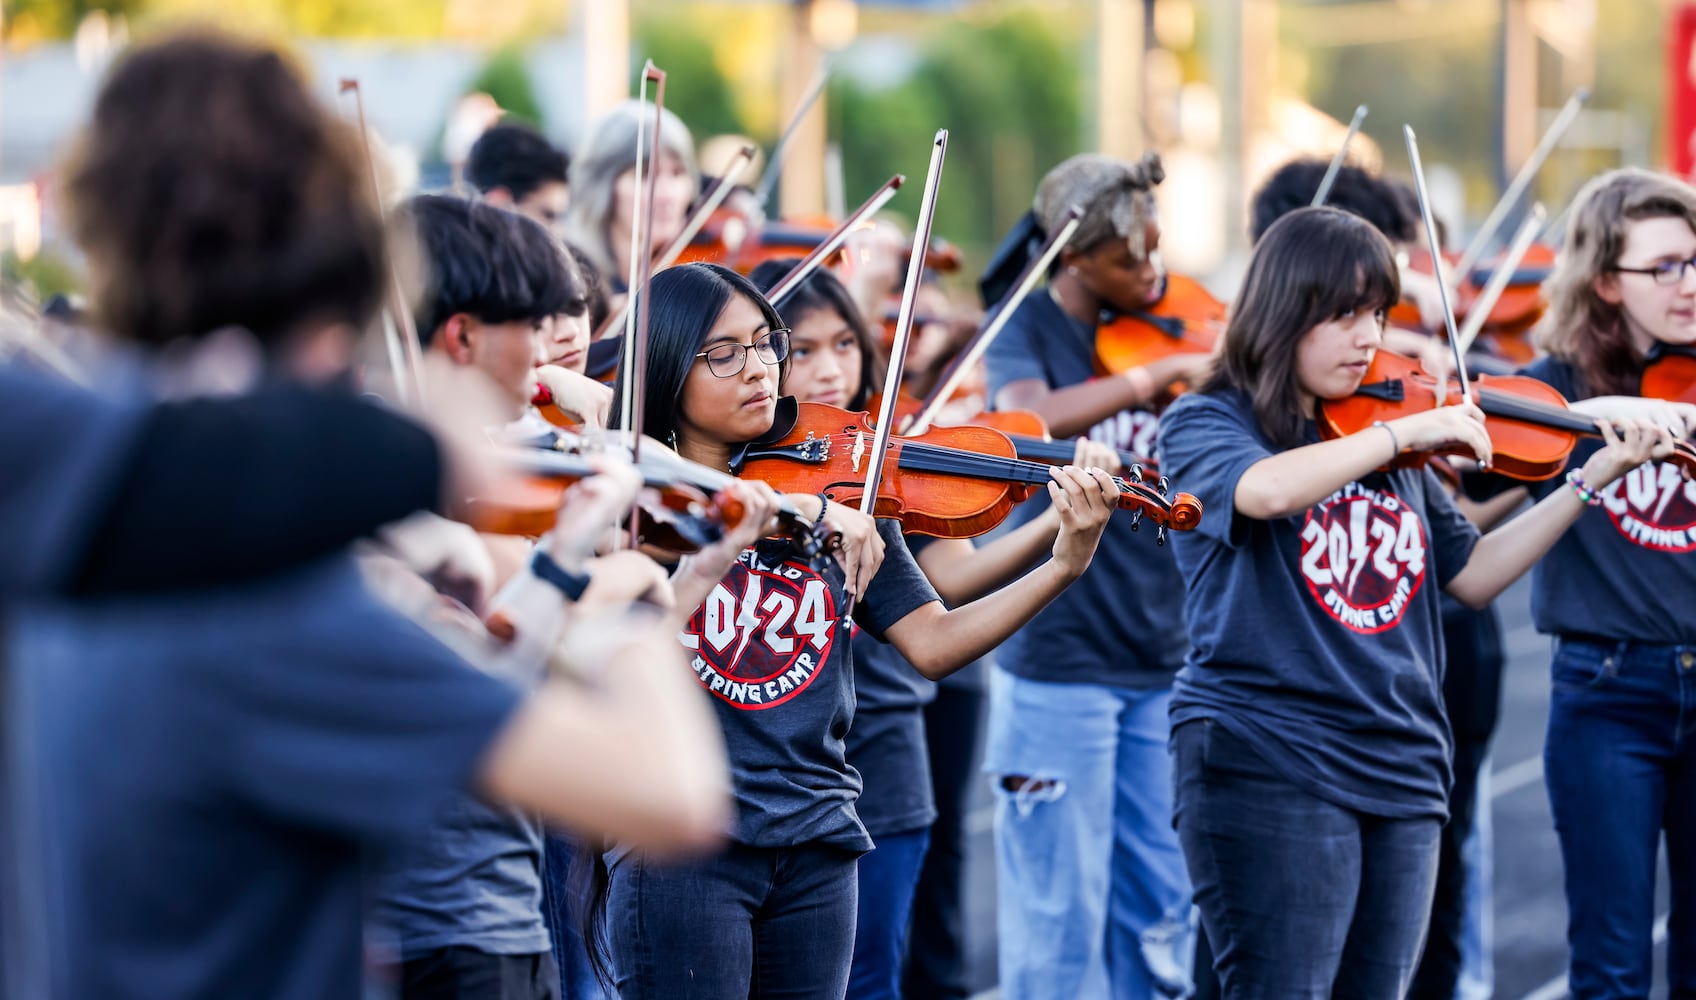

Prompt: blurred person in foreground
[4,29,730,1000]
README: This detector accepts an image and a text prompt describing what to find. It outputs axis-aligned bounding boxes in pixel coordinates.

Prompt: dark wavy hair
[746,258,886,411]
[395,194,580,345]
[1200,207,1401,448]
[61,29,385,353]
[610,262,789,442]
[1250,159,1418,246]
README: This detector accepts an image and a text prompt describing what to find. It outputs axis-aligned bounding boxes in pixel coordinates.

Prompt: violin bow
[755,64,831,209]
[1312,104,1369,208]
[1404,125,1475,408]
[339,78,427,407]
[622,61,667,547]
[1451,87,1588,285]
[1453,202,1546,357]
[590,143,758,341]
[859,130,949,526]
[902,205,1084,436]
[764,174,905,307]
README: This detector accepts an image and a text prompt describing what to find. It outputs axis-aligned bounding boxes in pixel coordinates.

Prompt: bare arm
[916,518,1057,606]
[477,620,731,856]
[1235,406,1493,520]
[883,466,1116,679]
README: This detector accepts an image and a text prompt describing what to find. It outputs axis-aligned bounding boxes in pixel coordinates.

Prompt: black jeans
[398,947,560,1000]
[903,680,987,1000]
[606,841,860,999]
[1172,720,1441,999]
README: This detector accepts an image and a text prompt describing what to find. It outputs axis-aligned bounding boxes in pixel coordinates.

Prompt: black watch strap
[530,550,592,601]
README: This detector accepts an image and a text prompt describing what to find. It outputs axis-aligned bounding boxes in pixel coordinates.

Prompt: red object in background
[1668,3,1696,177]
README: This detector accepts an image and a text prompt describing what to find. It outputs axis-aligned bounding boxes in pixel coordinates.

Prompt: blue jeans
[540,834,605,1000]
[985,667,1194,1000]
[848,827,931,1000]
[1545,638,1696,999]
[1172,719,1441,999]
[605,841,859,999]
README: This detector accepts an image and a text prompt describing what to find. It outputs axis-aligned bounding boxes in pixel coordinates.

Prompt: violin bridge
[851,430,866,474]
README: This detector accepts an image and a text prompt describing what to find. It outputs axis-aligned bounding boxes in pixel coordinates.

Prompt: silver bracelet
[1372,420,1400,460]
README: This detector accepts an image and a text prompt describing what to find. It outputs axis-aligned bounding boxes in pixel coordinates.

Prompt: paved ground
[955,576,1675,999]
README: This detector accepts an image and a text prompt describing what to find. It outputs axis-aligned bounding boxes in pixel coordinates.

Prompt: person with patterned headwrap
[979,152,1212,1000]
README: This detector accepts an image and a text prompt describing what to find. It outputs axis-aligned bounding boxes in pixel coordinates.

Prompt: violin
[1317,350,1696,481]
[1389,246,1550,365]
[465,435,818,553]
[1643,343,1696,405]
[1093,273,1227,393]
[866,390,1153,476]
[679,210,963,277]
[735,402,1201,541]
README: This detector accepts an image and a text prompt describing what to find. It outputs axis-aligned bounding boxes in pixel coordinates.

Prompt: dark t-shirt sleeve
[1422,468,1483,588]
[1157,392,1274,550]
[982,303,1050,398]
[74,387,443,594]
[855,520,942,641]
[208,563,522,839]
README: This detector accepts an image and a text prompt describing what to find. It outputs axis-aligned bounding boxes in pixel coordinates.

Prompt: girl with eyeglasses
[592,261,1121,999]
[744,261,1121,999]
[1461,168,1696,997]
[1156,206,1671,998]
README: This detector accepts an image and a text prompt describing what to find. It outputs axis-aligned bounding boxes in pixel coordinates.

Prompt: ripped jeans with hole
[984,665,1194,1000]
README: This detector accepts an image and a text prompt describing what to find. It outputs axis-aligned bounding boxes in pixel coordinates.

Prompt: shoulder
[1517,355,1581,397]
[1163,388,1252,427]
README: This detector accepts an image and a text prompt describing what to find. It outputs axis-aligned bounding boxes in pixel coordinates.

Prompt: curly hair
[60,29,386,354]
[1034,151,1165,259]
[1539,168,1696,396]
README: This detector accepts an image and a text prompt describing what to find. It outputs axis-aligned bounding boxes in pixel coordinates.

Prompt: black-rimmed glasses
[1614,255,1696,286]
[695,329,791,378]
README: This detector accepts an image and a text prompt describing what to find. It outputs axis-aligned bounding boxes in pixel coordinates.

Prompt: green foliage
[466,45,545,130]
[633,14,748,142]
[3,247,83,303]
[3,0,144,42]
[833,8,1083,270]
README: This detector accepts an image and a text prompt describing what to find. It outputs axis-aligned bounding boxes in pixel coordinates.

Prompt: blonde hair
[1540,167,1696,395]
[563,101,699,285]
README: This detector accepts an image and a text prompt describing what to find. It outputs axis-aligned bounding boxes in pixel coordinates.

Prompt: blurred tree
[632,12,749,145]
[466,45,545,129]
[3,0,142,43]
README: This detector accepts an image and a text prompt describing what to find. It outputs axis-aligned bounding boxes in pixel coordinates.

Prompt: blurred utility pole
[1096,0,1147,161]
[1213,0,1276,257]
[1498,0,1538,188]
[581,0,631,121]
[779,1,830,219]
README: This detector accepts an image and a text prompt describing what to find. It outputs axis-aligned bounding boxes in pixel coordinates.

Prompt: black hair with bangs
[746,258,887,411]
[1199,206,1400,448]
[610,262,789,445]
[398,194,580,346]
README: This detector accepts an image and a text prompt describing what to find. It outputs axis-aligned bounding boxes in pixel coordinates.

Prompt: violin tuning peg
[1130,463,1145,483]
[1156,525,1168,547]
[1129,509,1143,532]
[1157,476,1170,495]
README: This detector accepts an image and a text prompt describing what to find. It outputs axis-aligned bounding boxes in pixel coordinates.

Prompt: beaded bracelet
[1565,468,1603,507]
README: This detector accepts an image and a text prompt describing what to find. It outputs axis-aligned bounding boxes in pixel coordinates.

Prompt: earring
[668,429,679,451]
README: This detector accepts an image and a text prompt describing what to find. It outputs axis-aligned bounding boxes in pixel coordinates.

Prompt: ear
[1593,272,1624,306]
[484,187,515,208]
[442,315,477,364]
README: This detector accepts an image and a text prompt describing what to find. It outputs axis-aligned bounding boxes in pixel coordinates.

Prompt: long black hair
[1199,207,1400,448]
[747,258,886,411]
[609,261,789,443]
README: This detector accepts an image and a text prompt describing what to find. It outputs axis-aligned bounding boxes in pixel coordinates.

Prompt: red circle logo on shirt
[1299,484,1429,634]
[1599,461,1696,553]
[680,553,838,710]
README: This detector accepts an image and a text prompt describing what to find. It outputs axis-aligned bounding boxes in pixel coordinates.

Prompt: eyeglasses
[694,329,791,378]
[1614,255,1696,286]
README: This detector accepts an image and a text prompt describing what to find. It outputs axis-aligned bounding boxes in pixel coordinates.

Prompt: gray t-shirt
[679,520,939,851]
